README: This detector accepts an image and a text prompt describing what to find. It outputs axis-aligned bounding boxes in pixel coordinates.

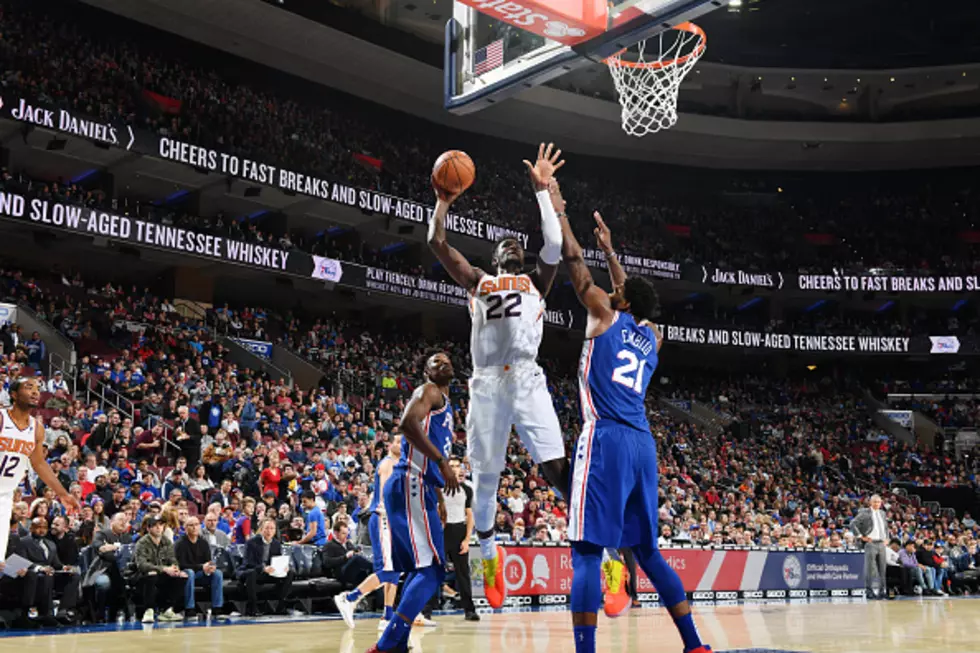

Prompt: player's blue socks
[345,588,362,602]
[378,565,443,651]
[377,616,411,652]
[573,625,596,653]
[633,544,702,651]
[672,613,703,653]
[570,541,603,613]
[383,605,393,621]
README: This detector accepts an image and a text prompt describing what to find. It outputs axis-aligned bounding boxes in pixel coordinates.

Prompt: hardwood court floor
[1,599,977,653]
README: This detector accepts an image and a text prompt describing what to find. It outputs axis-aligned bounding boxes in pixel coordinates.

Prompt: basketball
[432,150,476,195]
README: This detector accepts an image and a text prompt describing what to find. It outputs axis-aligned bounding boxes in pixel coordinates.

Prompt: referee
[444,458,479,621]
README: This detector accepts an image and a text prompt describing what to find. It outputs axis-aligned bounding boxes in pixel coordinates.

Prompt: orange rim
[604,22,706,70]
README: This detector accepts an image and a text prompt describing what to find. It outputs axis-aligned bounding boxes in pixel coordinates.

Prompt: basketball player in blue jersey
[335,440,401,630]
[549,180,711,653]
[366,352,459,653]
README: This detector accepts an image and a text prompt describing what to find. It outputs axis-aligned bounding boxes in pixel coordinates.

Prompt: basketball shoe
[602,559,631,618]
[482,545,507,609]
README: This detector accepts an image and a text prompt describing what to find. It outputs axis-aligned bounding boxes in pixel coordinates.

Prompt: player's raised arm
[400,384,459,493]
[549,181,613,321]
[427,187,484,294]
[31,420,79,511]
[593,211,627,295]
[523,142,564,295]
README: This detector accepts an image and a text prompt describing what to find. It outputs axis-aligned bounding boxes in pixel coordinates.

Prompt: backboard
[445,0,728,114]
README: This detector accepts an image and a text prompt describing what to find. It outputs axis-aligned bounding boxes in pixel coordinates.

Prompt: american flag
[473,39,504,75]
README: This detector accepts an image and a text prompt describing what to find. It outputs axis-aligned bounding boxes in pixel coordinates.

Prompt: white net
[605,23,706,137]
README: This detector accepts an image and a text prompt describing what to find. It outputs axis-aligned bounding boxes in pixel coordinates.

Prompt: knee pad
[571,541,604,614]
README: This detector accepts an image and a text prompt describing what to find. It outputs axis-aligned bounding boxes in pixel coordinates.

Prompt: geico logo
[503,596,533,606]
[742,591,764,599]
[474,598,489,607]
[809,590,828,597]
[538,595,567,605]
[466,0,549,27]
[637,593,659,602]
[789,590,808,598]
[715,591,738,600]
[830,589,849,597]
[765,591,786,598]
[691,592,714,600]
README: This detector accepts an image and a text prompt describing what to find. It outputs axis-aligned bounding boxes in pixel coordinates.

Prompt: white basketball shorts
[466,362,564,474]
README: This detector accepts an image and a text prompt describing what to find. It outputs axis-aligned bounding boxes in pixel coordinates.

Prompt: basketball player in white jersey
[428,143,567,608]
[0,377,79,565]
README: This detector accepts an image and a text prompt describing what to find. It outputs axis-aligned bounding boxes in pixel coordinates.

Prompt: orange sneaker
[602,559,631,618]
[482,545,507,609]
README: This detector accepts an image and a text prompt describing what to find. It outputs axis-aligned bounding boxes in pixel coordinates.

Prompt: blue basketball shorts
[383,468,446,572]
[568,420,659,549]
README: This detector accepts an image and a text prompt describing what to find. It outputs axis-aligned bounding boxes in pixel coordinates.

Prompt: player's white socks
[480,536,497,560]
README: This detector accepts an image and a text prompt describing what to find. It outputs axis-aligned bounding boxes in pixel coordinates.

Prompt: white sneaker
[334,594,357,629]
[141,609,155,624]
[160,608,182,622]
[414,616,438,628]
[378,619,389,631]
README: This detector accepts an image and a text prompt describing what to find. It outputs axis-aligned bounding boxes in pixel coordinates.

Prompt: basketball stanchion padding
[604,22,706,137]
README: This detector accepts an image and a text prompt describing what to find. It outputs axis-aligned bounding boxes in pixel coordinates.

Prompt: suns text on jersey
[0,437,34,455]
[477,275,532,297]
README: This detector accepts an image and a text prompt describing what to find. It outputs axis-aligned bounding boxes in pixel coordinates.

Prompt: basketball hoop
[604,22,706,137]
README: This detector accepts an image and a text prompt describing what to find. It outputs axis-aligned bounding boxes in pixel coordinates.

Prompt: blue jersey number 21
[611,350,647,393]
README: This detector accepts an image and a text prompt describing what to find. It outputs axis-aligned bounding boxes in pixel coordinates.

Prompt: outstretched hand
[593,211,613,254]
[523,142,565,191]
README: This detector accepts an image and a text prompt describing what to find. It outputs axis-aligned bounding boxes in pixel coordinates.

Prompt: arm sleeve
[535,190,562,266]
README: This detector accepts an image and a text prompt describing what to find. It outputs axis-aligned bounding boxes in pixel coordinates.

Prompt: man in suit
[83,513,133,622]
[238,518,292,616]
[175,405,202,467]
[850,494,890,599]
[202,512,231,548]
[19,517,80,622]
[1,528,59,628]
[322,521,373,589]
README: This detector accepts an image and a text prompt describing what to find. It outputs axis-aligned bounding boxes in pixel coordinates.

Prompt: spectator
[134,515,187,623]
[298,490,328,546]
[175,406,202,466]
[202,512,231,548]
[235,497,257,543]
[46,370,68,394]
[238,518,292,617]
[83,512,132,622]
[1,529,58,628]
[322,521,373,590]
[25,331,46,373]
[18,517,80,624]
[175,516,231,617]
